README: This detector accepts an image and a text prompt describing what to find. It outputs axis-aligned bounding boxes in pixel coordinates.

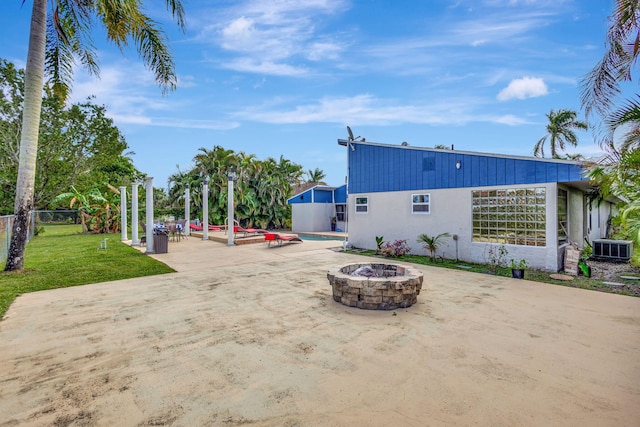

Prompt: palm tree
[5,0,186,272]
[533,109,588,158]
[581,1,640,248]
[417,232,451,261]
[603,95,640,152]
[581,0,639,122]
[306,168,326,184]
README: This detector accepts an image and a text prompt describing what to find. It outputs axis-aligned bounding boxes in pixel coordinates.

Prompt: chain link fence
[1,210,80,265]
[0,215,14,266]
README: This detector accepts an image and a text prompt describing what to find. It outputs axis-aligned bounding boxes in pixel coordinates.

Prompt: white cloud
[221,16,255,47]
[497,76,548,101]
[198,0,349,76]
[221,58,308,76]
[67,62,237,131]
[307,41,343,61]
[493,114,531,125]
[232,94,530,127]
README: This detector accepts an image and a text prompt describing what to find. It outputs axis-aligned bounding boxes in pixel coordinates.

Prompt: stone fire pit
[327,263,424,310]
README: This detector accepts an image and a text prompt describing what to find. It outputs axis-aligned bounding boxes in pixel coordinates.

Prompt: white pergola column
[227,171,235,246]
[120,186,127,241]
[202,178,209,241]
[184,184,190,237]
[145,177,155,254]
[131,182,140,245]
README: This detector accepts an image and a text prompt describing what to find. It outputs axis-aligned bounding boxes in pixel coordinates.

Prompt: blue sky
[0,0,626,190]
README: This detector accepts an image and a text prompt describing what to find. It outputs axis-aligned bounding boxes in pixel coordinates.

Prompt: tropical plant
[375,236,384,254]
[380,240,411,258]
[183,146,304,229]
[581,0,639,122]
[53,184,122,234]
[306,168,326,183]
[0,59,139,215]
[5,0,186,272]
[580,1,640,254]
[417,232,451,261]
[533,109,588,158]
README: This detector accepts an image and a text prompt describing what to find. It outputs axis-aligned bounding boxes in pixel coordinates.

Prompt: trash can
[153,228,169,254]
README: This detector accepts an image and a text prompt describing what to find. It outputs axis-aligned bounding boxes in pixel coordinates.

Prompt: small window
[335,204,346,222]
[355,197,368,214]
[412,194,430,214]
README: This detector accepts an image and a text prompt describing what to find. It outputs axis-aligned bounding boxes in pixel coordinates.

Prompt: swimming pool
[298,234,344,241]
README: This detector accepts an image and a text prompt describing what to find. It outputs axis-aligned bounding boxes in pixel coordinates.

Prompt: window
[335,204,346,222]
[472,187,546,247]
[412,194,430,214]
[355,197,368,213]
[558,189,567,244]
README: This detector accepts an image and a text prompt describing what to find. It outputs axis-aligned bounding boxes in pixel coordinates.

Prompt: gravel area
[587,259,640,296]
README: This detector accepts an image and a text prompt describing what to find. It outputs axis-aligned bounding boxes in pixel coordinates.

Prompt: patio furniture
[264,232,302,247]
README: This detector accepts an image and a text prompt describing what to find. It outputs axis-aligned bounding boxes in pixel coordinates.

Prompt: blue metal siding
[348,143,588,194]
[288,189,314,204]
[334,185,347,203]
[313,189,334,203]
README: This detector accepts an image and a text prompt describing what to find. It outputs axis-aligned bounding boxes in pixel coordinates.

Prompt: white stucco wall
[586,201,615,242]
[347,183,563,271]
[291,203,334,232]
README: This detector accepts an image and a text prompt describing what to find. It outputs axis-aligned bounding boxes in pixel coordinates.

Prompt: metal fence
[0,210,80,265]
[0,215,14,266]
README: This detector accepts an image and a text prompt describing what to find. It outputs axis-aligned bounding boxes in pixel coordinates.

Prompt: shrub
[380,239,411,257]
[487,244,508,273]
[417,232,450,260]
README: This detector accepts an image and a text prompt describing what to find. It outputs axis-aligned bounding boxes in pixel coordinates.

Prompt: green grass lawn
[0,225,174,319]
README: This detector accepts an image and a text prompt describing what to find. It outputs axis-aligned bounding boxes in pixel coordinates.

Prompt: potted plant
[331,216,337,231]
[510,258,528,279]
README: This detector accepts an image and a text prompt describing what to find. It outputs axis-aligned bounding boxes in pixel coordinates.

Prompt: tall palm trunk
[4,0,47,272]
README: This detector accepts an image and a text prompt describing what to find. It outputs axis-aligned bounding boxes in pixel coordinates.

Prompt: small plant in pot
[510,258,528,279]
[330,216,337,231]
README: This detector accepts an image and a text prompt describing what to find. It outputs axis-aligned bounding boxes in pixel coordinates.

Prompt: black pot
[331,223,336,231]
[511,268,525,279]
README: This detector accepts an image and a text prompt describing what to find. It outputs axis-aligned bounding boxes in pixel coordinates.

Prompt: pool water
[298,234,344,241]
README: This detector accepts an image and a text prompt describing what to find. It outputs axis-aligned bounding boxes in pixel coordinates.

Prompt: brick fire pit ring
[327,263,424,310]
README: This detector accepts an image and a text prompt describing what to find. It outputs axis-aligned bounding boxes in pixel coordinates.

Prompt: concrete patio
[1,237,639,426]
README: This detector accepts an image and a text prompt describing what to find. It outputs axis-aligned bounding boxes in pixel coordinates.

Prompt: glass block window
[412,194,430,214]
[472,187,546,246]
[355,197,368,213]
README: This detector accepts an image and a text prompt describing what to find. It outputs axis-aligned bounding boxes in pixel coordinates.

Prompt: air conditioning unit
[593,239,633,260]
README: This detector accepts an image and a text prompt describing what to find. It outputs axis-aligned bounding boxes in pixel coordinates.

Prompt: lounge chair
[264,232,303,247]
[189,223,203,231]
[234,225,268,237]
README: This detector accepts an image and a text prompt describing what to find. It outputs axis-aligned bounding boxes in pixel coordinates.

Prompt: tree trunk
[4,0,47,272]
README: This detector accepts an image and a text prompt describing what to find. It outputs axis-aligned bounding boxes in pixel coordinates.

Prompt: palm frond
[581,1,640,119]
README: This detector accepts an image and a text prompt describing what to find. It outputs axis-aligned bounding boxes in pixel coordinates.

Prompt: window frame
[355,197,369,214]
[411,193,431,214]
[335,204,347,222]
